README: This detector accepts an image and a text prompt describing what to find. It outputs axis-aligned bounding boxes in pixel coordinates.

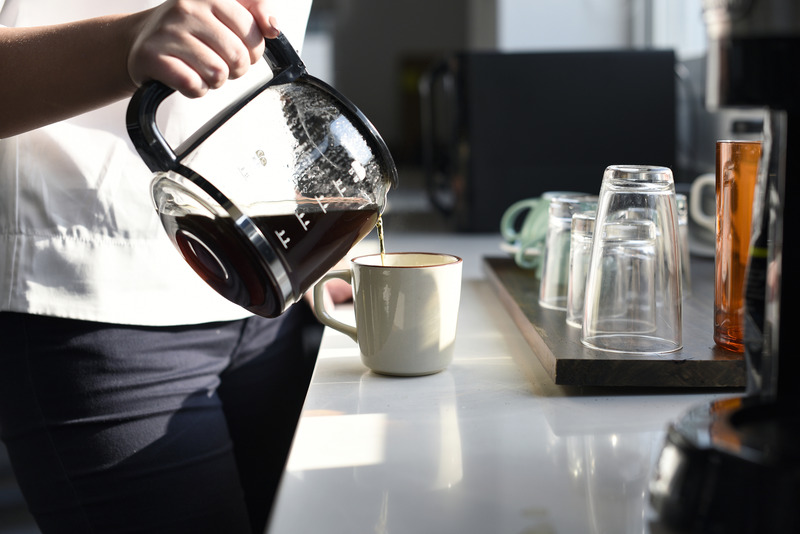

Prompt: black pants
[0,304,321,534]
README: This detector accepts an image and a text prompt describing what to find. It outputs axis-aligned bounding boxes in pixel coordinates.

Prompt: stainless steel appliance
[649,1,800,531]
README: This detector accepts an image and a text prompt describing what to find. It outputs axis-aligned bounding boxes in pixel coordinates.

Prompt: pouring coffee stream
[126,33,397,318]
[377,215,386,265]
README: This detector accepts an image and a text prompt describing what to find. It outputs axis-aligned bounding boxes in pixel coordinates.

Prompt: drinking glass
[539,194,597,310]
[566,210,596,328]
[675,193,691,297]
[581,165,682,354]
[714,140,762,352]
[501,191,592,272]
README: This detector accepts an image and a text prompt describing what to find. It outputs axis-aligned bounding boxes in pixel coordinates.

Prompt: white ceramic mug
[313,252,463,376]
[689,173,716,233]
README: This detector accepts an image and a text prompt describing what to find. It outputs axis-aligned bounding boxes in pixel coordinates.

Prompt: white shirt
[0,0,312,325]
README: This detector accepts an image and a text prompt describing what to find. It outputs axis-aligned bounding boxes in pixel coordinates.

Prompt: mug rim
[352,251,463,268]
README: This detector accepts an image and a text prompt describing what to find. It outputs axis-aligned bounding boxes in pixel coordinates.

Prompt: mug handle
[500,198,541,242]
[515,240,541,270]
[689,173,716,233]
[313,270,358,343]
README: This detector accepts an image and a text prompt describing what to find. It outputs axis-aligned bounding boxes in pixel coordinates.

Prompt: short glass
[566,210,596,328]
[675,193,691,297]
[538,194,597,311]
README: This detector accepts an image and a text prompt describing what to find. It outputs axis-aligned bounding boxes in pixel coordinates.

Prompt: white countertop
[266,234,731,534]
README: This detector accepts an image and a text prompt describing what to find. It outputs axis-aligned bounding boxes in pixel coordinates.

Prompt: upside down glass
[581,165,682,354]
[566,210,596,328]
[675,193,692,297]
[501,191,593,273]
[539,194,598,310]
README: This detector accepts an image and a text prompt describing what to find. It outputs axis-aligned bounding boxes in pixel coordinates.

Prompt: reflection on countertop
[267,274,730,534]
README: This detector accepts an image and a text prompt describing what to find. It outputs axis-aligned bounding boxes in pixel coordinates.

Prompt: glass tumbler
[581,165,682,354]
[675,193,691,297]
[566,210,596,328]
[539,194,598,310]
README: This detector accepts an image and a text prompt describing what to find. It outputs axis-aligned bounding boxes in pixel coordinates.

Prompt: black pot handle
[126,32,305,172]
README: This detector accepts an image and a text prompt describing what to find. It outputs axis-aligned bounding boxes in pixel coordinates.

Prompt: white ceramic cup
[313,252,463,376]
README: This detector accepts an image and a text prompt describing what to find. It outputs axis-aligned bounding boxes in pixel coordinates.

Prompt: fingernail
[269,15,280,35]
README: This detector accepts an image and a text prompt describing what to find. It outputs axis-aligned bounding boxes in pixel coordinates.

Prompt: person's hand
[304,278,353,312]
[127,0,280,98]
[324,278,354,306]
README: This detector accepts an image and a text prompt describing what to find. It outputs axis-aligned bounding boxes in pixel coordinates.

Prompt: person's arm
[0,0,279,138]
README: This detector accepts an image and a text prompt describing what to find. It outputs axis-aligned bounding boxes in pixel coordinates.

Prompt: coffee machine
[649,0,800,532]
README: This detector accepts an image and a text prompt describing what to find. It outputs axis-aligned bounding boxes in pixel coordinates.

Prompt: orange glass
[714,140,762,352]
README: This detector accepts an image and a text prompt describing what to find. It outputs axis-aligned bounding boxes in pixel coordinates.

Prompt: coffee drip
[376,215,386,264]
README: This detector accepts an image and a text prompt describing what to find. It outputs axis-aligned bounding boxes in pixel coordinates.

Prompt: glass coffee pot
[127,33,397,318]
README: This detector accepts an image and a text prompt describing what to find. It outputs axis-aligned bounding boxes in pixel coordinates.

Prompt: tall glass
[714,140,762,352]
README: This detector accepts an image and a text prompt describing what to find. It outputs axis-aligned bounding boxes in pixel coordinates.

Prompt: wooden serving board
[484,256,746,388]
